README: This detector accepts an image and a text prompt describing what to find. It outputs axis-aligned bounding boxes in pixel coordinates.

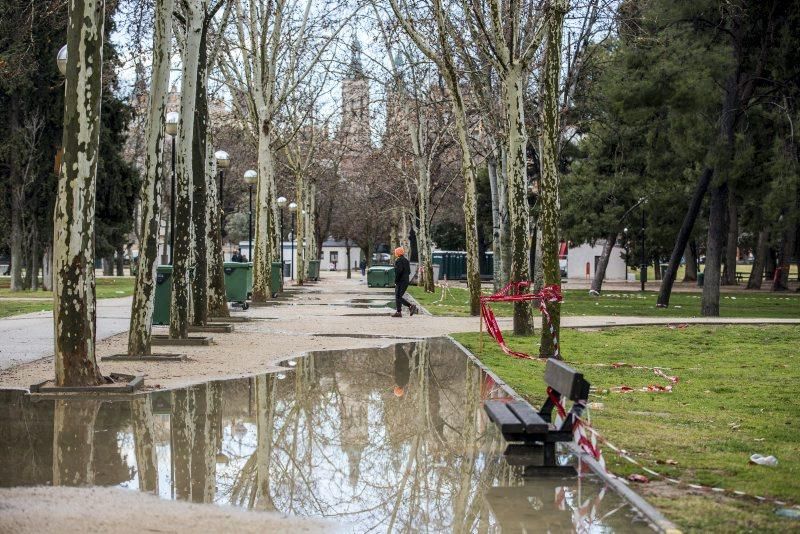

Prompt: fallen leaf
[627,474,649,483]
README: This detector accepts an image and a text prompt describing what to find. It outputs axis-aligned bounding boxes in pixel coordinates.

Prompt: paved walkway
[0,296,132,371]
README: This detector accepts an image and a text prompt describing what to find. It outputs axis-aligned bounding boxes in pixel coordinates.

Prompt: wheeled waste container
[270,261,282,298]
[307,260,321,281]
[368,265,395,288]
[152,265,173,325]
[224,262,252,309]
[697,272,704,287]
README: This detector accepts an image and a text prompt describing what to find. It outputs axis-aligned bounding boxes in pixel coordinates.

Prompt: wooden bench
[484,359,590,469]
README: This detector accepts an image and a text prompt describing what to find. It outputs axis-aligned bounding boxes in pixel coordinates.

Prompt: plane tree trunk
[170,0,204,338]
[127,0,174,356]
[590,234,617,294]
[53,0,106,386]
[538,1,566,356]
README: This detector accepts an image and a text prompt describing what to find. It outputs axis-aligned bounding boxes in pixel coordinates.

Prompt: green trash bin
[270,261,282,298]
[697,271,704,287]
[224,262,252,309]
[368,265,395,288]
[307,259,320,281]
[152,265,173,325]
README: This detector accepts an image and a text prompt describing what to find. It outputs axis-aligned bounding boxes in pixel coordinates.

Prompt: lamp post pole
[289,201,298,280]
[165,112,179,265]
[248,185,253,257]
[640,204,647,292]
[277,196,287,277]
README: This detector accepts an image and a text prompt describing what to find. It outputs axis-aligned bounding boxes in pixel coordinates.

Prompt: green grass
[409,285,800,318]
[453,325,800,532]
[0,277,134,318]
[0,300,53,318]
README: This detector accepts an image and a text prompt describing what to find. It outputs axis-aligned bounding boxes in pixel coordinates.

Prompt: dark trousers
[395,282,411,312]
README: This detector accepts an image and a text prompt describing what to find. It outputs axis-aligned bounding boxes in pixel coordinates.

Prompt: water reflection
[0,339,649,532]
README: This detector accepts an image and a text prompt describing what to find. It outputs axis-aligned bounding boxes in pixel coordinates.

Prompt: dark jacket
[394,256,410,285]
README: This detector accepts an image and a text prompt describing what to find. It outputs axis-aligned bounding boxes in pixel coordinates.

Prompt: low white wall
[566,241,627,280]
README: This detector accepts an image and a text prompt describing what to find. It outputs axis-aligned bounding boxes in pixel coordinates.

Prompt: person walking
[392,247,418,318]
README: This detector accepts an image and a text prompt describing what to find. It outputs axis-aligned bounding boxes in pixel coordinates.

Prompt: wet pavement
[0,338,651,532]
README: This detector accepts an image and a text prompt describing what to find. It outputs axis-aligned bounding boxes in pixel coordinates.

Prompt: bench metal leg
[543,443,556,467]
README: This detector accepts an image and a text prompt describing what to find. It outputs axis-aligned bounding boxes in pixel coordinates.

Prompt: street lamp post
[243,170,257,261]
[165,112,179,264]
[640,204,647,292]
[277,196,287,273]
[215,150,230,257]
[288,202,298,279]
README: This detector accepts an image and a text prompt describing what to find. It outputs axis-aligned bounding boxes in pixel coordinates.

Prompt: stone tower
[339,37,371,152]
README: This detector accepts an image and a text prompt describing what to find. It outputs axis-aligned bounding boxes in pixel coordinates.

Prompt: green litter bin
[368,265,395,288]
[270,261,282,298]
[697,271,704,287]
[152,265,173,325]
[307,259,320,281]
[224,262,252,309]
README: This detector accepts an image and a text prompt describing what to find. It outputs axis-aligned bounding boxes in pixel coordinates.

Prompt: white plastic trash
[749,454,778,466]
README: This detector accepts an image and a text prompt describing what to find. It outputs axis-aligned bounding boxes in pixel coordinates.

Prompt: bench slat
[484,400,524,433]
[544,359,590,401]
[507,401,549,433]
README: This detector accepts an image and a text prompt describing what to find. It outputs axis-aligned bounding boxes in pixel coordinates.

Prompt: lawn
[409,285,800,318]
[0,277,134,318]
[453,325,800,532]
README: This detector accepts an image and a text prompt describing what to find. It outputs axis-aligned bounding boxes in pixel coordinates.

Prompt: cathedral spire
[349,35,365,78]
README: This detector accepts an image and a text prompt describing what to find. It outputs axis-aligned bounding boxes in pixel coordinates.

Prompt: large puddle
[0,339,651,532]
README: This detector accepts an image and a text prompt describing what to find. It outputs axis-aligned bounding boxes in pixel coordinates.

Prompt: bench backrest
[544,359,590,401]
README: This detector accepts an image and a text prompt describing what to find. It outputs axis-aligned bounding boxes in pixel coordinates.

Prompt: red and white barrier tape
[480,282,563,359]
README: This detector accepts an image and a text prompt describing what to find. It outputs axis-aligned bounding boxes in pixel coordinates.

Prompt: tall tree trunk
[653,256,662,281]
[410,125,435,293]
[29,226,40,291]
[206,147,229,317]
[9,185,24,291]
[346,243,351,279]
[102,256,113,276]
[115,244,124,276]
[682,241,697,282]
[657,168,713,307]
[42,245,53,291]
[772,226,796,291]
[702,183,728,315]
[498,146,512,288]
[191,31,209,327]
[488,154,503,291]
[128,0,174,356]
[252,125,275,301]
[505,64,533,335]
[723,190,739,285]
[538,1,566,356]
[295,172,306,285]
[53,0,106,386]
[170,0,204,338]
[747,230,768,289]
[590,233,617,294]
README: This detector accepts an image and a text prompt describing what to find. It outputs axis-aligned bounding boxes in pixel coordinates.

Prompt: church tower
[340,37,371,151]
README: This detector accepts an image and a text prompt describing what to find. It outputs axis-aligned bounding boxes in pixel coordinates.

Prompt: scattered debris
[776,508,800,520]
[627,474,649,483]
[588,402,605,410]
[749,454,778,467]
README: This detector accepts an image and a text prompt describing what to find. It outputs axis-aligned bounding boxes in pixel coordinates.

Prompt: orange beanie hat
[394,247,405,257]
